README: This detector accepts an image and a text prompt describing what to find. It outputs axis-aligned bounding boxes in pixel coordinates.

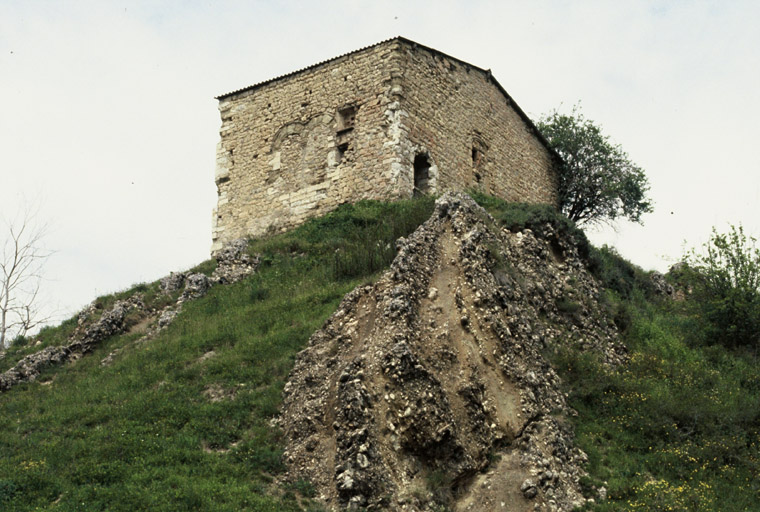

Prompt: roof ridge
[214,37,560,164]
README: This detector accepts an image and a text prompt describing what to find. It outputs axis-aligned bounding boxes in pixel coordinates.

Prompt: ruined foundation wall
[212,42,405,251]
[396,43,559,204]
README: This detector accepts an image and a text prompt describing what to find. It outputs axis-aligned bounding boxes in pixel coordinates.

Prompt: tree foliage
[682,225,760,350]
[537,106,653,225]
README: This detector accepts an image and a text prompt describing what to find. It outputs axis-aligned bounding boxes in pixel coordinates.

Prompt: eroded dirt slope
[280,193,625,511]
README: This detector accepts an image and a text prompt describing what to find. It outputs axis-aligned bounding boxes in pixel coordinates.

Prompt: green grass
[2,194,758,511]
[552,278,760,511]
[0,315,80,374]
[0,197,434,511]
[470,190,592,259]
[473,194,760,511]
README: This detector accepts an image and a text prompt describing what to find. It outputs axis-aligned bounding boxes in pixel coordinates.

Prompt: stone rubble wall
[279,193,622,511]
[0,239,259,391]
[0,295,144,392]
[397,43,559,204]
[212,38,559,252]
[212,42,405,252]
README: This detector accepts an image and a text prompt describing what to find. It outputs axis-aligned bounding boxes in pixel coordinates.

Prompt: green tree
[537,105,652,225]
[683,224,760,350]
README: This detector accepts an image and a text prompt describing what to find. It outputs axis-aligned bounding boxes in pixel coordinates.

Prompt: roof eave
[215,36,562,165]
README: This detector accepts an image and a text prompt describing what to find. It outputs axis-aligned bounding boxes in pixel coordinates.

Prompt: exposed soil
[280,193,625,511]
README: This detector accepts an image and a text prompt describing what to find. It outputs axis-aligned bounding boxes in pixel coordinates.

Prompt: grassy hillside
[0,198,435,511]
[556,253,760,511]
[1,194,757,511]
[475,195,760,510]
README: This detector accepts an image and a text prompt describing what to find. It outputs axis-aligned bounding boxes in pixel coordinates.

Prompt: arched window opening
[413,153,431,197]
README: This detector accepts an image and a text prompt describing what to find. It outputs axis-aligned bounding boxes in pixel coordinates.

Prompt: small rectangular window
[337,105,358,134]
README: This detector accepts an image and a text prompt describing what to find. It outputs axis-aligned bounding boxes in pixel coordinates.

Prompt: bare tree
[1,209,51,350]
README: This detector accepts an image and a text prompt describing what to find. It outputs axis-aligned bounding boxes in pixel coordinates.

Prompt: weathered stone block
[211,37,559,252]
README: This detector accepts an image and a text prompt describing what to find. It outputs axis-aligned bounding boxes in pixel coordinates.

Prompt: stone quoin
[211,37,559,252]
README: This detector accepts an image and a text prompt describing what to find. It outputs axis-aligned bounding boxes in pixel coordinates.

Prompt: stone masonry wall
[396,42,558,203]
[212,41,406,252]
[212,38,558,252]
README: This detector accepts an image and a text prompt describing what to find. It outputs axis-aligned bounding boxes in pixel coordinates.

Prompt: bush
[10,335,29,348]
[587,245,655,300]
[683,225,760,350]
[470,191,591,259]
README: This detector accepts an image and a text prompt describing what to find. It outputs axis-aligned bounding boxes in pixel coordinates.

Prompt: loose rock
[281,193,625,511]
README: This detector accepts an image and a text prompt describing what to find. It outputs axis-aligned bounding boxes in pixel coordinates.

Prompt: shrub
[683,225,760,350]
[470,191,591,259]
[587,245,655,300]
[10,335,29,348]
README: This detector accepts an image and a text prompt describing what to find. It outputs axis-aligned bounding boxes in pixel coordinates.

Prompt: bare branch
[0,206,52,349]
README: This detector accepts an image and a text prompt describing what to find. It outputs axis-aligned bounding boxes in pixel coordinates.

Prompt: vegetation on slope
[475,194,760,511]
[555,250,760,511]
[1,193,757,511]
[0,198,434,511]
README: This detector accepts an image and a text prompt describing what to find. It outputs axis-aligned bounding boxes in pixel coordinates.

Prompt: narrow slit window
[471,136,487,187]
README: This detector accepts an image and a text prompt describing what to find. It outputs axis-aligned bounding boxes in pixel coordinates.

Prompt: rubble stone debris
[2,238,260,388]
[211,237,260,285]
[1,295,143,392]
[280,193,625,511]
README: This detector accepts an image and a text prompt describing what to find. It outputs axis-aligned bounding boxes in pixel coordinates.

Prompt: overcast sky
[2,1,759,327]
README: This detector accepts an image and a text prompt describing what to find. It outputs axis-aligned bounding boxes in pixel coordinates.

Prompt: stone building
[211,37,559,252]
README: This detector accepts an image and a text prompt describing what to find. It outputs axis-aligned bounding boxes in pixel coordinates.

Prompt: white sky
[2,1,759,326]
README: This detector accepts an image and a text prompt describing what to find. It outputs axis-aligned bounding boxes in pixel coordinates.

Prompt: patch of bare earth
[126,315,153,336]
[202,382,237,402]
[280,193,625,511]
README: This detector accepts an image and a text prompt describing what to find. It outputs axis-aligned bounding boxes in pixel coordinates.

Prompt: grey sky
[2,1,759,326]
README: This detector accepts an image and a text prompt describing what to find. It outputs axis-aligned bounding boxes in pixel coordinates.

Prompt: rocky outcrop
[1,238,260,390]
[649,271,674,296]
[280,193,625,511]
[101,239,259,364]
[211,238,260,285]
[0,295,144,391]
[152,238,259,332]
